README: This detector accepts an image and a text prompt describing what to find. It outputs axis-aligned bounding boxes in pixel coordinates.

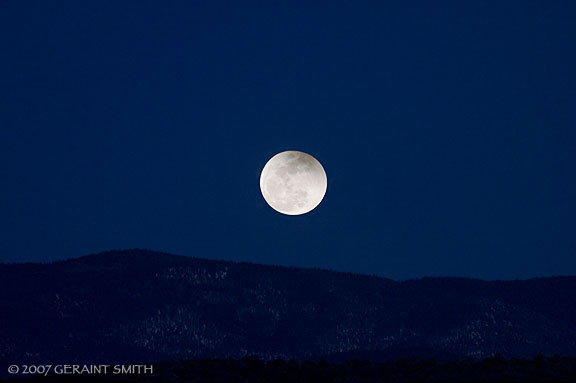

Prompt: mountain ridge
[1,249,575,365]
[5,248,571,283]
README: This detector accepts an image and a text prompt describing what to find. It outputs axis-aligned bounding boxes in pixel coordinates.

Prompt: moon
[260,151,327,215]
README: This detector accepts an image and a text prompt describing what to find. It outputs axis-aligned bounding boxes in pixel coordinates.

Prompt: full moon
[260,151,327,215]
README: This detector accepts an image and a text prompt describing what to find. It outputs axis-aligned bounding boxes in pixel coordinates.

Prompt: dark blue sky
[1,1,574,280]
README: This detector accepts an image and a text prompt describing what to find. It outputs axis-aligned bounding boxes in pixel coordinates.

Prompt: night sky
[1,1,574,280]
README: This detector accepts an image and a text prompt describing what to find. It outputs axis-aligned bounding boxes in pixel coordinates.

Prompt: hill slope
[1,249,575,364]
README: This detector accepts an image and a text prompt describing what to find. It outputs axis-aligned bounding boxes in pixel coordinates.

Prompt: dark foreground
[3,251,576,363]
[5,356,576,383]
